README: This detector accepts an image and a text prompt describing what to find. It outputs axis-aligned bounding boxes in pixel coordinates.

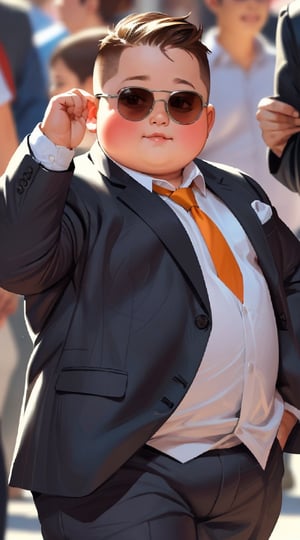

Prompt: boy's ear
[206,104,215,134]
[86,100,98,133]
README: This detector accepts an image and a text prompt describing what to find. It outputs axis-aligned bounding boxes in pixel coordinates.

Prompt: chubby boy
[0,11,300,540]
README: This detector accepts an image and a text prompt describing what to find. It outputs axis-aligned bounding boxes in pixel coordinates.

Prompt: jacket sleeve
[268,2,300,193]
[0,138,84,296]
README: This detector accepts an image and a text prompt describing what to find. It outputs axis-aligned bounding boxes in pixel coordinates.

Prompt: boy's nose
[149,99,170,125]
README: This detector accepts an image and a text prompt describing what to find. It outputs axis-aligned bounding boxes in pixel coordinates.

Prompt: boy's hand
[40,89,98,150]
[256,97,300,158]
[277,409,297,450]
[0,288,19,326]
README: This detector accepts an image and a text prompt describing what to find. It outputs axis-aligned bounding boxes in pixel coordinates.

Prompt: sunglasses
[95,87,208,125]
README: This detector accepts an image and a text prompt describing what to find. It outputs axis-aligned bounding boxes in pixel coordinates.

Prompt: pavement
[4,454,300,539]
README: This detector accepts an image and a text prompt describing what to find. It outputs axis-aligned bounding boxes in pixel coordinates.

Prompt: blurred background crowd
[0,0,299,537]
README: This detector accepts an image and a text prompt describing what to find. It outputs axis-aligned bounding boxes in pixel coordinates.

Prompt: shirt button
[49,154,55,163]
[248,362,254,373]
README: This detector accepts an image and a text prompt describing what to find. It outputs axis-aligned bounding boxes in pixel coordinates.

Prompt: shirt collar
[118,160,207,196]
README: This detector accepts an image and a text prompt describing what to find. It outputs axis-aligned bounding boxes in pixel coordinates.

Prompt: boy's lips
[144,133,172,141]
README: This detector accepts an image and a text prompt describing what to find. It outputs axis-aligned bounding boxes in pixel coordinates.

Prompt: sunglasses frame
[95,87,208,125]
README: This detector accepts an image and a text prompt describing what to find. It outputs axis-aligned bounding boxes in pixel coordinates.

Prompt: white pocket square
[251,200,273,224]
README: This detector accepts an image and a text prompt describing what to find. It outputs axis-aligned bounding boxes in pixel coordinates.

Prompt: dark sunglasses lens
[168,92,203,124]
[118,88,153,120]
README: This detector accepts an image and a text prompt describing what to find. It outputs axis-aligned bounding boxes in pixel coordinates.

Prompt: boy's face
[206,0,271,37]
[95,45,215,184]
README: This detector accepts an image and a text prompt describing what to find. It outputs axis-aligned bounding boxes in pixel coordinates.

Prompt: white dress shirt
[29,126,300,469]
[201,28,300,234]
[132,162,283,469]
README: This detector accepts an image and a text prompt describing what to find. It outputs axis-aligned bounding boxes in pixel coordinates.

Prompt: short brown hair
[93,12,211,95]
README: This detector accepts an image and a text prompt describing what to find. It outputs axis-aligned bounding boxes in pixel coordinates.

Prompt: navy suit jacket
[0,139,300,496]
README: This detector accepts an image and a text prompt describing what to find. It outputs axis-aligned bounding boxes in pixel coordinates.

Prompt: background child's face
[49,58,80,97]
[54,0,87,33]
[205,0,271,37]
[96,45,215,182]
[49,58,93,98]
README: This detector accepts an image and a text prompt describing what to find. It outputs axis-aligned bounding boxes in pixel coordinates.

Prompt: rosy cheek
[99,114,135,148]
[177,123,208,153]
[185,121,206,140]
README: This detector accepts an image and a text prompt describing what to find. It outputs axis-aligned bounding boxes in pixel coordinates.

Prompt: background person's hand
[256,97,300,158]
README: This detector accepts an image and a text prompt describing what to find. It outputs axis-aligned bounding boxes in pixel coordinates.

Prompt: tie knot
[170,187,198,211]
[153,184,197,212]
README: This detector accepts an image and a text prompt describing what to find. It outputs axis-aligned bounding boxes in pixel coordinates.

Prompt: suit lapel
[116,175,211,311]
[88,147,211,311]
[200,159,280,290]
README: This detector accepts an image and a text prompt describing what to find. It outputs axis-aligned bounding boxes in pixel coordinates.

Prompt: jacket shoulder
[195,157,271,204]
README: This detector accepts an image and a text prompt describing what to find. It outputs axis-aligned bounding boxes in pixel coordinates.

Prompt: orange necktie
[153,183,244,303]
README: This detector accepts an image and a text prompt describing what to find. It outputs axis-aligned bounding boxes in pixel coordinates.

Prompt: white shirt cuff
[29,124,75,171]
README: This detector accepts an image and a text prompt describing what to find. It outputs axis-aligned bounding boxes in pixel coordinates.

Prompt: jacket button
[279,312,288,330]
[195,314,209,329]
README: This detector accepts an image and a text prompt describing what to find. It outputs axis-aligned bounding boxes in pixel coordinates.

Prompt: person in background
[0,66,20,539]
[195,0,280,43]
[0,0,48,139]
[0,67,18,175]
[54,0,134,33]
[199,0,300,237]
[256,0,300,195]
[28,0,69,86]
[0,12,300,540]
[157,0,200,25]
[29,0,59,29]
[49,27,108,153]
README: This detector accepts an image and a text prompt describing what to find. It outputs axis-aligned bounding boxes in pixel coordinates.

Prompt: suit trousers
[33,440,284,540]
